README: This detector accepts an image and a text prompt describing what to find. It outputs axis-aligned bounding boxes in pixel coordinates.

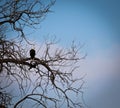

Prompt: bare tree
[0,0,86,108]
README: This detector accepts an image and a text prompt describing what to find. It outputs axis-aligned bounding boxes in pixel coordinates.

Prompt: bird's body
[29,49,36,70]
[30,49,35,59]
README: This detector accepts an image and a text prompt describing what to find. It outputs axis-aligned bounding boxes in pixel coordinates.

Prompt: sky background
[27,0,120,108]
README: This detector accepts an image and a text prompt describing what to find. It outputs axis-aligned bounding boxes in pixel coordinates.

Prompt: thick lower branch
[0,58,30,66]
[0,58,52,72]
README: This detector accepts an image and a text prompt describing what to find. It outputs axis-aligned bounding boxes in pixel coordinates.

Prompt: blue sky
[28,0,120,108]
[31,0,120,54]
[1,0,120,107]
[4,0,119,107]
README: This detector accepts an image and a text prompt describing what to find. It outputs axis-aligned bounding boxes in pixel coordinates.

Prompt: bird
[30,49,35,59]
[29,49,36,70]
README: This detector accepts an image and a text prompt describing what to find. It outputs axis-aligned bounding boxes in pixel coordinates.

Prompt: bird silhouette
[29,49,36,70]
[30,49,35,59]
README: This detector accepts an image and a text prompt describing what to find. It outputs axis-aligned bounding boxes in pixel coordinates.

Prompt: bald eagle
[29,49,36,70]
[30,49,35,59]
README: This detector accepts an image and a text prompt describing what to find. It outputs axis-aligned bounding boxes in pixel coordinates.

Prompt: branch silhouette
[0,0,87,107]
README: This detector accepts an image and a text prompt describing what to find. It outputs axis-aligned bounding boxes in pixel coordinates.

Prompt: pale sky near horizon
[30,0,120,108]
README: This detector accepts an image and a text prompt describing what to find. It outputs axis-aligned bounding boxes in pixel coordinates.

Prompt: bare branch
[0,0,87,108]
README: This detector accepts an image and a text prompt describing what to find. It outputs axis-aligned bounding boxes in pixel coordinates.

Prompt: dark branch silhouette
[0,36,86,108]
[0,0,87,108]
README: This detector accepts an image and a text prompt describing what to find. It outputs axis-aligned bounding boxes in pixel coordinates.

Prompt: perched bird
[30,49,35,59]
[29,49,36,70]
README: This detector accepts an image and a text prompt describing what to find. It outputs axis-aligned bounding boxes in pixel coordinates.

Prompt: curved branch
[0,57,52,72]
[14,93,58,108]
